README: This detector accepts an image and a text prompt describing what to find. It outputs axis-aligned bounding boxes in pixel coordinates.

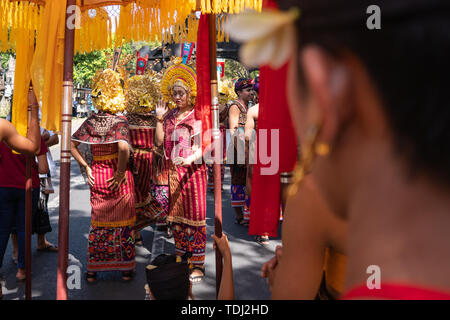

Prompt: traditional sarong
[72,113,136,273]
[244,195,251,223]
[87,225,135,272]
[231,184,246,208]
[164,108,207,267]
[127,113,166,231]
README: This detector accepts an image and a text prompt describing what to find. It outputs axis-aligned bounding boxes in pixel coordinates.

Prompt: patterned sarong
[72,114,136,272]
[127,113,166,230]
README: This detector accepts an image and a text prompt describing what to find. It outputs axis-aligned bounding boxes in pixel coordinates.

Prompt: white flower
[225,8,300,69]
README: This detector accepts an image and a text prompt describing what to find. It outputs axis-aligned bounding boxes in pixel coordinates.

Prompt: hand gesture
[261,245,283,291]
[106,170,126,191]
[85,166,95,187]
[155,98,169,117]
[172,156,191,167]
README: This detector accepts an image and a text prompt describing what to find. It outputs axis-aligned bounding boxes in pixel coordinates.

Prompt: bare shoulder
[228,104,241,115]
[248,105,259,118]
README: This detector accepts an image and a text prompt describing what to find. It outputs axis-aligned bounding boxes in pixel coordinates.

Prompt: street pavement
[0,118,282,300]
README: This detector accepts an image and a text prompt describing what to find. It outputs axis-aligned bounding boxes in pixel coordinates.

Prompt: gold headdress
[125,70,162,114]
[219,79,238,105]
[161,58,197,106]
[91,68,126,114]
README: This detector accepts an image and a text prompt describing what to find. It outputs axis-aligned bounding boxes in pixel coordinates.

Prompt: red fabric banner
[248,0,298,237]
[195,14,212,153]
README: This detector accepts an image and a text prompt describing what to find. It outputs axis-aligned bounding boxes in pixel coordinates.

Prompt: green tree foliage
[73,50,108,88]
[73,41,160,88]
[224,59,249,81]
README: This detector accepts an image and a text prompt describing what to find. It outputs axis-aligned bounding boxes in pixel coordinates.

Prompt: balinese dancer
[125,73,166,245]
[71,68,136,283]
[228,78,253,226]
[155,60,208,283]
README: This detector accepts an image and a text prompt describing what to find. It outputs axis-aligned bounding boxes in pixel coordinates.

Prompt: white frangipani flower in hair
[224,8,300,69]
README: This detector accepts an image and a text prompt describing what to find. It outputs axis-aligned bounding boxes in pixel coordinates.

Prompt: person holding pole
[0,88,40,299]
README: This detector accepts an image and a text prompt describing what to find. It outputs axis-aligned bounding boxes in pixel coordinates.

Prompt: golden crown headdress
[160,58,197,104]
[125,70,161,114]
[91,68,126,114]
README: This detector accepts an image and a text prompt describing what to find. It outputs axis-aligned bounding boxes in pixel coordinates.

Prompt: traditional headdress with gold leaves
[125,70,162,114]
[91,68,126,114]
[161,58,197,105]
[219,79,238,105]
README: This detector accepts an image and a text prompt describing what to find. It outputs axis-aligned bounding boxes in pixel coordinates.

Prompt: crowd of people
[69,57,264,287]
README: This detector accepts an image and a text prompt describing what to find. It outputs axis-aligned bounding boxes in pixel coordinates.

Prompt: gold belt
[134,148,153,154]
[92,153,118,161]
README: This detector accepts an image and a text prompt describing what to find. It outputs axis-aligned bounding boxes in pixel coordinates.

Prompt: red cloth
[0,136,48,189]
[195,14,212,154]
[248,0,298,237]
[342,283,450,300]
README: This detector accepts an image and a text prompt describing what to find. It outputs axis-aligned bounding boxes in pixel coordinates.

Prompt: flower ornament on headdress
[125,71,162,114]
[91,68,126,114]
[161,59,197,106]
[224,8,300,69]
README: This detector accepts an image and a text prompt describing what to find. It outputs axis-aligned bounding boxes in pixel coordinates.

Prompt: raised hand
[155,98,169,117]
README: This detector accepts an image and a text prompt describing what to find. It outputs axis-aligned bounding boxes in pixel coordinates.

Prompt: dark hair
[235,78,253,94]
[279,0,450,185]
[145,254,190,300]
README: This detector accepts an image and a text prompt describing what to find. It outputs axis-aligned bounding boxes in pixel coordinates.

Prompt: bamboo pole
[25,98,32,299]
[208,12,223,299]
[57,0,76,300]
[24,84,35,300]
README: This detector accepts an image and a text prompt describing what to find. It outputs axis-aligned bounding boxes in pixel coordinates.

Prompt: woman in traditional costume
[125,73,166,245]
[71,69,136,283]
[155,61,208,283]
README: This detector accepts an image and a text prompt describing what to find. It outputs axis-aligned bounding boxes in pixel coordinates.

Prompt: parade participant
[125,73,166,245]
[228,78,253,226]
[237,0,450,299]
[71,68,136,283]
[155,60,208,283]
[145,233,234,300]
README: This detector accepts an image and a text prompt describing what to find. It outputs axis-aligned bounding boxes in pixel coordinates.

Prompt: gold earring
[287,124,330,197]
